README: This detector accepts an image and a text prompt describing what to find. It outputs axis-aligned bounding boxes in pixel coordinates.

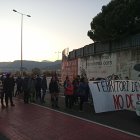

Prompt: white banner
[89,80,140,113]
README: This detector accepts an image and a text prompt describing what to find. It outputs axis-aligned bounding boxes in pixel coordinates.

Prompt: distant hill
[0,60,61,72]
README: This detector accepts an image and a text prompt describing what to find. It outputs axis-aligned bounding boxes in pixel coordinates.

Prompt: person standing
[11,74,15,97]
[72,75,80,105]
[0,78,5,109]
[3,73,15,107]
[15,75,23,96]
[28,74,36,102]
[64,77,74,109]
[78,77,89,111]
[35,75,42,102]
[22,74,30,104]
[49,76,59,108]
[41,75,47,103]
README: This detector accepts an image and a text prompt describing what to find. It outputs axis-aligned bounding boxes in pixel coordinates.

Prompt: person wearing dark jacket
[41,75,47,103]
[3,73,15,107]
[35,75,42,102]
[78,77,89,111]
[0,78,5,109]
[15,76,23,96]
[49,76,59,108]
[28,74,36,102]
[22,74,30,103]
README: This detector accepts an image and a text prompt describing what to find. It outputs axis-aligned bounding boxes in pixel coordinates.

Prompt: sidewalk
[0,89,140,139]
[0,98,139,140]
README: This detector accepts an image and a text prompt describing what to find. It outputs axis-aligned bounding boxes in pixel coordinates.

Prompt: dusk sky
[0,0,111,62]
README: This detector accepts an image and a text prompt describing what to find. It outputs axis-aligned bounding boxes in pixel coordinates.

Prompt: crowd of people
[0,73,49,109]
[64,75,90,111]
[0,73,90,112]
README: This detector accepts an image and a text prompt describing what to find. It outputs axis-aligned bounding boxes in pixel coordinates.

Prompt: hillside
[0,60,61,72]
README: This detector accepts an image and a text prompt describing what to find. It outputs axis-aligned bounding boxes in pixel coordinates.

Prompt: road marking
[15,98,140,138]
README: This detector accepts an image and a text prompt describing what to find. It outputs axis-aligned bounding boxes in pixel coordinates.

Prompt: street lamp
[13,9,31,76]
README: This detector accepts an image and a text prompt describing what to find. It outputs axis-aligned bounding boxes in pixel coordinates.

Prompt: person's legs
[51,93,55,107]
[1,92,5,108]
[79,96,84,111]
[55,93,59,108]
[36,89,41,102]
[26,92,30,104]
[41,90,46,103]
[9,91,15,106]
[24,91,28,103]
[32,90,36,102]
[38,90,41,102]
[30,90,35,102]
[65,95,69,108]
[73,94,78,104]
[69,95,73,109]
[5,93,9,107]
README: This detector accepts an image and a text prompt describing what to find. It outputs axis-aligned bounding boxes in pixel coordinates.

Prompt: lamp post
[13,9,31,76]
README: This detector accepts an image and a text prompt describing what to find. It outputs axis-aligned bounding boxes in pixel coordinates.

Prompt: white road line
[15,98,140,138]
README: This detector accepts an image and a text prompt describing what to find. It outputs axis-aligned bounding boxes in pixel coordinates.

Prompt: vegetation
[88,0,140,42]
[32,68,41,75]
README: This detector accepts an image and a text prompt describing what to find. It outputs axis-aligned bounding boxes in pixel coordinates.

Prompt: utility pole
[13,9,31,76]
[55,51,61,60]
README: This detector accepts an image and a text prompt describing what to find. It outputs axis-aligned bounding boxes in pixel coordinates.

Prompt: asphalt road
[39,91,140,136]
[0,99,139,140]
[0,88,139,139]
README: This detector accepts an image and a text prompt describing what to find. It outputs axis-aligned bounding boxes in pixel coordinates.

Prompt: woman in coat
[64,77,74,109]
[49,76,59,108]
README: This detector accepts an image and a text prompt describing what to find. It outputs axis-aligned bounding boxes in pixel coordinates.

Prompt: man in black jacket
[41,75,47,103]
[0,78,5,109]
[3,73,15,107]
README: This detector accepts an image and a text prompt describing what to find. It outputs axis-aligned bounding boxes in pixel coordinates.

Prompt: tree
[43,70,51,77]
[32,68,41,75]
[88,0,140,42]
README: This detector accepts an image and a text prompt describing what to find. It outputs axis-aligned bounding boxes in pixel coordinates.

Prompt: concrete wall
[78,49,140,80]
